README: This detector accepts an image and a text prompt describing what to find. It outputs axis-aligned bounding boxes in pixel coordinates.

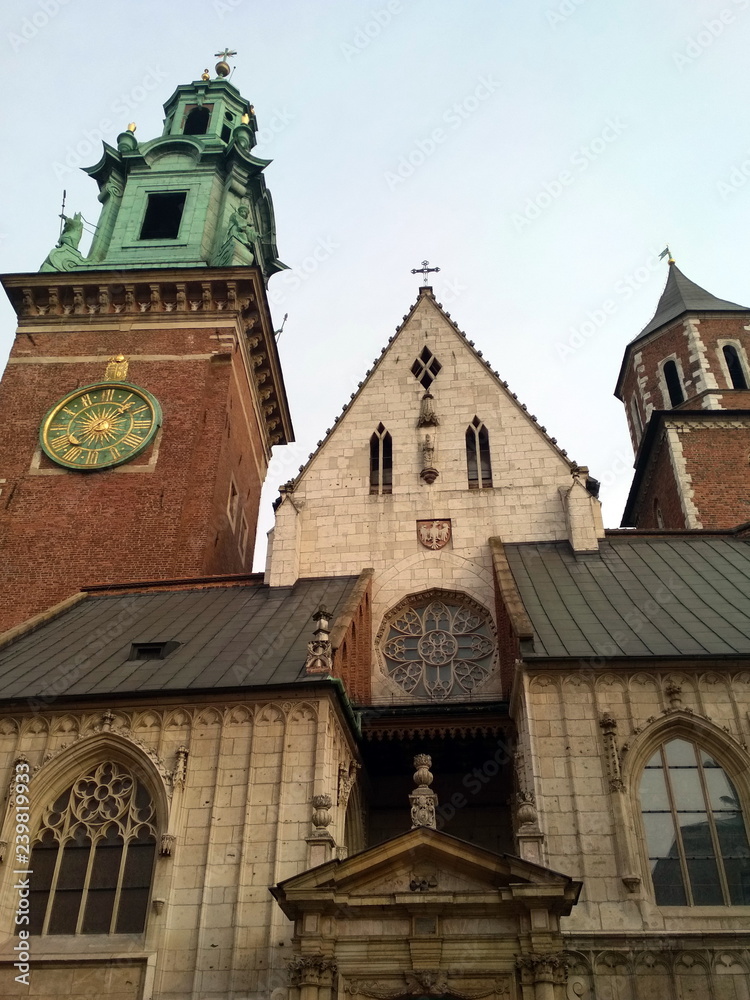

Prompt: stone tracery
[378,591,496,700]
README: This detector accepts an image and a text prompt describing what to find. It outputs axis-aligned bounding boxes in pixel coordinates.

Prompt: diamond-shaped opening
[411,347,442,390]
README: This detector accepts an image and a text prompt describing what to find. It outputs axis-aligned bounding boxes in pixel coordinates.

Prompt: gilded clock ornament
[40,381,161,470]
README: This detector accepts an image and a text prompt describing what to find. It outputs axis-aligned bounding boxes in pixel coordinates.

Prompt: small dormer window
[183,105,211,135]
[140,193,186,240]
[128,641,179,661]
[662,360,684,407]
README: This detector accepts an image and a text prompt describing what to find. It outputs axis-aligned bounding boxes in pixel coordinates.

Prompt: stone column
[516,954,568,1000]
[288,956,337,1000]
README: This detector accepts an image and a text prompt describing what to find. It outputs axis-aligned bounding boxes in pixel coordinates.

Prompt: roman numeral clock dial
[40,382,162,470]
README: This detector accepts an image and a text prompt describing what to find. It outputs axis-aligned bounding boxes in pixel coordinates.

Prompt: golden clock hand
[68,433,81,445]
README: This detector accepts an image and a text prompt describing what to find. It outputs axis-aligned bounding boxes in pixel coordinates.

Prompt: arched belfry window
[466,417,492,488]
[639,738,750,905]
[370,423,392,495]
[662,360,685,407]
[183,105,210,135]
[723,344,749,390]
[28,761,157,935]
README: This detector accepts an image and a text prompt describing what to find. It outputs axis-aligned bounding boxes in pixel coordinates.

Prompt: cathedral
[0,62,749,1000]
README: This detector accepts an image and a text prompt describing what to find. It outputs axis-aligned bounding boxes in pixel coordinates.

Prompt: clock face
[40,381,162,470]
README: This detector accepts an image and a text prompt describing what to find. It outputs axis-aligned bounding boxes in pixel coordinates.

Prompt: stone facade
[267,287,603,703]
[0,694,360,999]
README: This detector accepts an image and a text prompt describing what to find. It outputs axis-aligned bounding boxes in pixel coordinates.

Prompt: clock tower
[0,60,293,632]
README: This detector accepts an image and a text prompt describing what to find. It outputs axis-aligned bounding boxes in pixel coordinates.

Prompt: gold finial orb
[127,122,136,133]
[202,68,210,81]
[215,60,231,78]
[241,112,250,125]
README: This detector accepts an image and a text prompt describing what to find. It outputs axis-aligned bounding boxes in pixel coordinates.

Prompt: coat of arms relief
[417,519,451,550]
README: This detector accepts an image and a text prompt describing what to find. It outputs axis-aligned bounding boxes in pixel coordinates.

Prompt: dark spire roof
[632,263,748,343]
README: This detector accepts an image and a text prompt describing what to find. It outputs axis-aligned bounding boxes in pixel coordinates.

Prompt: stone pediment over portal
[273,826,580,916]
[273,829,580,1000]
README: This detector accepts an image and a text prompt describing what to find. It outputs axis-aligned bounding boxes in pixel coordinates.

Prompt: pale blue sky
[2,0,749,563]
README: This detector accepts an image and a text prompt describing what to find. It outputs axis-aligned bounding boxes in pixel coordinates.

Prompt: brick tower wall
[0,319,268,632]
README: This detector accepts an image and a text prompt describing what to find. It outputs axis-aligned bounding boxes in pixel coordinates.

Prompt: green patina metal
[39,73,286,282]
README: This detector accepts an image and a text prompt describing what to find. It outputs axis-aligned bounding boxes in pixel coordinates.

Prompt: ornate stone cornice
[1,268,291,448]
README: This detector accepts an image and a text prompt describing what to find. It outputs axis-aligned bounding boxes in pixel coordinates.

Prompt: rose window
[379,593,496,700]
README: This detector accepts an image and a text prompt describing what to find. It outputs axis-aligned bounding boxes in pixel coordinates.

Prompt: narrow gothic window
[411,347,442,390]
[630,395,643,438]
[640,738,750,906]
[723,344,749,390]
[662,360,684,407]
[466,417,492,488]
[28,762,157,935]
[183,105,211,135]
[370,424,392,495]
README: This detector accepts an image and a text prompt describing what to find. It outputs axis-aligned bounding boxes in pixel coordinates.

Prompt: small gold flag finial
[659,245,675,265]
[104,355,129,381]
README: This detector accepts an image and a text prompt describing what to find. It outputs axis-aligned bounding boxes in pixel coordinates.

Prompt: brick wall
[0,319,269,631]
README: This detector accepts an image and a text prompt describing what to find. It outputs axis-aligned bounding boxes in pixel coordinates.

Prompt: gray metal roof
[633,264,747,343]
[0,576,360,703]
[504,536,750,659]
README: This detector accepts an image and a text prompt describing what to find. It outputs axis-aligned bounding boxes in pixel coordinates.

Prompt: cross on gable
[411,260,440,285]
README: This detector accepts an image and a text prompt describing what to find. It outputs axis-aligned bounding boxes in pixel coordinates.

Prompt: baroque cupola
[40,56,285,280]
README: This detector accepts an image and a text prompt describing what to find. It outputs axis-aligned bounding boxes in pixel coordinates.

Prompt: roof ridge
[283,290,577,494]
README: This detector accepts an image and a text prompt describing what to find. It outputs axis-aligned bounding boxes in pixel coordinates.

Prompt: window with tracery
[466,417,492,488]
[640,738,750,905]
[378,592,496,700]
[369,423,392,495]
[28,761,157,936]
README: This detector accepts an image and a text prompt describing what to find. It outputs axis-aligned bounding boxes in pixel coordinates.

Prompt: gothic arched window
[723,344,749,390]
[466,417,492,488]
[370,424,392,495]
[28,761,157,935]
[662,360,685,407]
[378,591,496,700]
[639,738,750,905]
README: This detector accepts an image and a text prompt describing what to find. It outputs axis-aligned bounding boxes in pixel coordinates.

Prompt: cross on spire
[411,260,440,286]
[214,48,237,61]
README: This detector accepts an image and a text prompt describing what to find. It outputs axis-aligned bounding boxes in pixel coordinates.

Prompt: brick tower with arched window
[616,259,750,529]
